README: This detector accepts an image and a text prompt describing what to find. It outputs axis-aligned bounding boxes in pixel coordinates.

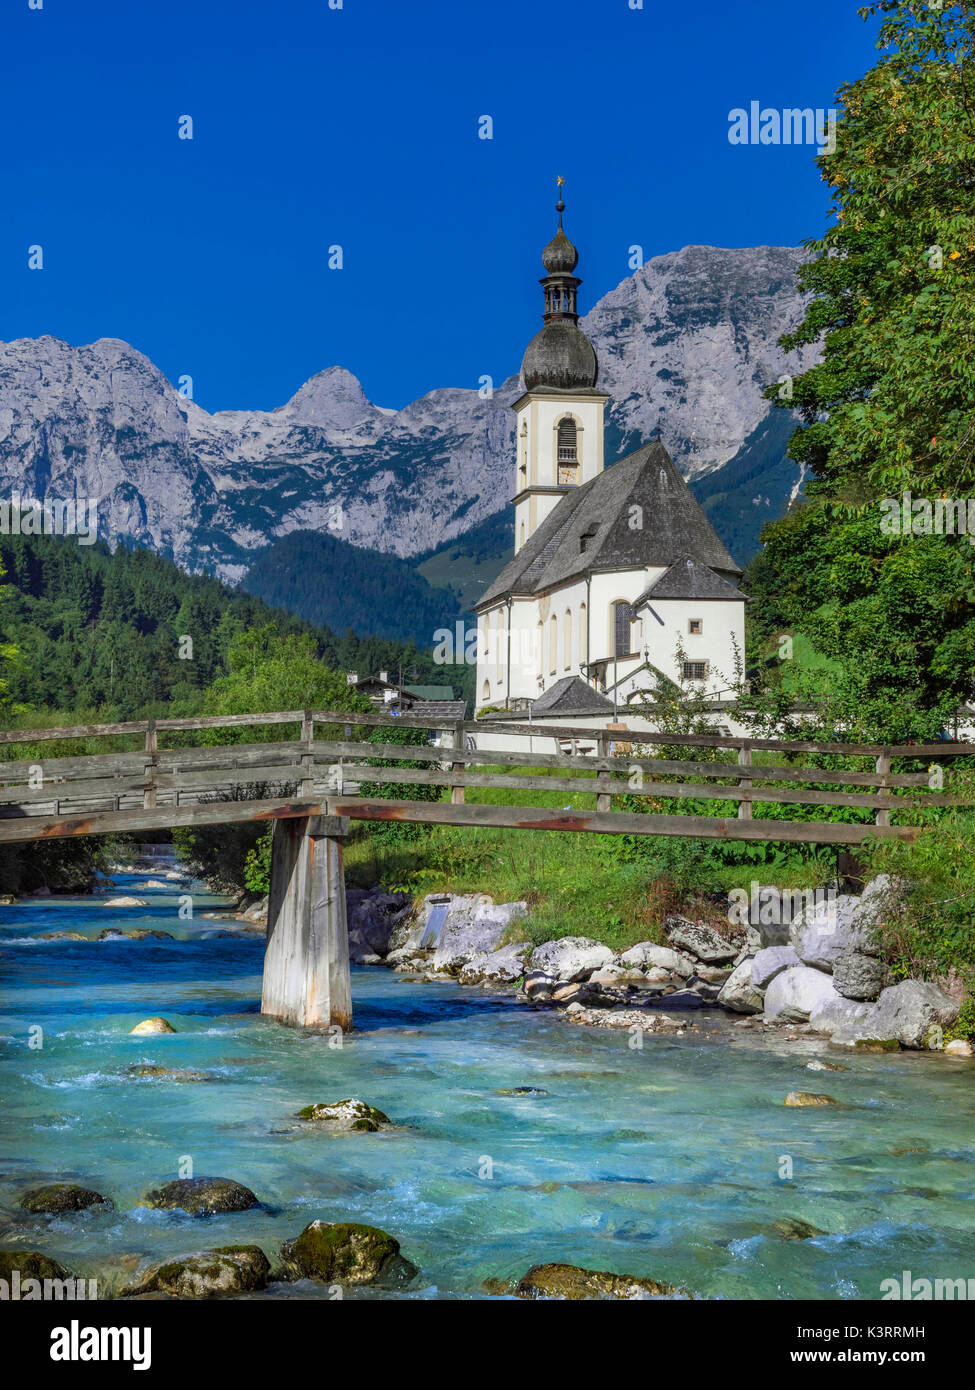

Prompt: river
[1,867,973,1299]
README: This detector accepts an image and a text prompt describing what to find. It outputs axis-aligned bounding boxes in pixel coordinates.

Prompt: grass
[343,762,841,953]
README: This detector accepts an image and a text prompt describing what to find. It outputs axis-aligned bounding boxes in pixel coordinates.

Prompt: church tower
[512,190,609,554]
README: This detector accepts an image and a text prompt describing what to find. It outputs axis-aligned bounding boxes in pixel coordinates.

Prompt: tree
[756,1,975,739]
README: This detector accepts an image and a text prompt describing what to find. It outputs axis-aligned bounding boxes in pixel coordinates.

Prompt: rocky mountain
[0,245,817,584]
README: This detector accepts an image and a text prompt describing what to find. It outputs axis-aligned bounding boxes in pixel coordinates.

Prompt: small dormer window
[579,527,596,554]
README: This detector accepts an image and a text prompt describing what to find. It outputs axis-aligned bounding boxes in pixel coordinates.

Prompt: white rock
[751,945,800,990]
[618,942,697,977]
[763,966,837,1023]
[716,958,764,1014]
[103,896,147,908]
[528,937,615,982]
[945,1039,973,1057]
[789,895,870,972]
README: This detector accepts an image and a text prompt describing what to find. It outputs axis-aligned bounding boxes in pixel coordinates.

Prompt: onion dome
[521,188,598,391]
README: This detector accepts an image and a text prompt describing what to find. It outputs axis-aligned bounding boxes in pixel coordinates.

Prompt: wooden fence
[0,709,972,845]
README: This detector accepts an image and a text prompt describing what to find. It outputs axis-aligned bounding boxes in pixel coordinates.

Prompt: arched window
[549,615,558,675]
[557,417,577,462]
[579,603,588,666]
[482,680,490,702]
[613,600,635,658]
[519,521,526,548]
[497,611,505,677]
[536,621,544,678]
[563,609,572,670]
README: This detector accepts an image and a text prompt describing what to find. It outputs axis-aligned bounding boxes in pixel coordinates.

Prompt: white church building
[474,196,747,732]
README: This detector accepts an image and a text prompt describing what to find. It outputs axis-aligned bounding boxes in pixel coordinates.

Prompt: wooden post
[450,723,466,806]
[300,710,315,799]
[143,721,157,809]
[737,742,752,820]
[875,751,891,827]
[261,814,352,1031]
[596,732,611,812]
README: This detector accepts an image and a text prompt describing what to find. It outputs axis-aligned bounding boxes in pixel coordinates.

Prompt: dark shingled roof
[522,318,598,391]
[531,676,615,716]
[635,555,745,606]
[477,440,740,608]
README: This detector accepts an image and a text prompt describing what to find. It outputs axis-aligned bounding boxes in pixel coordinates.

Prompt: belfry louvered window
[557,417,577,462]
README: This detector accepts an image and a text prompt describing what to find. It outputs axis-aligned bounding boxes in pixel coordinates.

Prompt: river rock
[99,928,174,941]
[618,942,697,977]
[0,1250,74,1282]
[716,958,764,1014]
[279,1220,417,1286]
[808,991,873,1036]
[458,943,531,986]
[122,1246,270,1299]
[829,980,960,1050]
[851,874,906,931]
[433,898,528,973]
[297,1099,390,1132]
[346,887,412,962]
[523,971,557,1000]
[764,966,836,1022]
[21,1183,112,1214]
[789,894,872,972]
[832,949,888,1001]
[102,896,147,907]
[784,1092,839,1106]
[751,945,800,990]
[38,931,88,941]
[139,1177,260,1215]
[528,937,615,982]
[945,1039,973,1057]
[663,916,736,965]
[126,1066,212,1083]
[515,1263,679,1300]
[129,1017,176,1035]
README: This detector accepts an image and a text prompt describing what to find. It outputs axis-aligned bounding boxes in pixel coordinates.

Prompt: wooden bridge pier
[261,813,352,1032]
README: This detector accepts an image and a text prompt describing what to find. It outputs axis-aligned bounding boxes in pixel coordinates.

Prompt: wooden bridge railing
[0,709,972,845]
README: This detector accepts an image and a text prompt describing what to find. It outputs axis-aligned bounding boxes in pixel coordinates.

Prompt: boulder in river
[515,1262,681,1300]
[129,1018,176,1035]
[0,1249,74,1282]
[21,1183,112,1214]
[100,929,174,941]
[102,896,147,908]
[663,916,736,965]
[784,1092,840,1106]
[945,1039,973,1057]
[458,942,531,986]
[827,980,958,1050]
[528,937,615,981]
[279,1220,417,1286]
[126,1065,212,1083]
[122,1245,270,1299]
[716,958,764,1014]
[764,966,836,1023]
[139,1177,260,1215]
[751,945,800,990]
[297,1099,390,1132]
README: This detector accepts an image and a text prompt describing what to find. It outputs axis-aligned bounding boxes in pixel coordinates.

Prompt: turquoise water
[1,871,974,1300]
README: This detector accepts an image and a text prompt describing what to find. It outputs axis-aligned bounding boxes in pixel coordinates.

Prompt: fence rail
[0,710,972,845]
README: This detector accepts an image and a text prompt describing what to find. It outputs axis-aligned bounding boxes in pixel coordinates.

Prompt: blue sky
[1,0,881,413]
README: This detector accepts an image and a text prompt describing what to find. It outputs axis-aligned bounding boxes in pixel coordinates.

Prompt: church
[474,196,747,726]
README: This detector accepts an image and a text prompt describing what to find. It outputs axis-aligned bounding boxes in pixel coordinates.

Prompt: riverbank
[2,863,974,1301]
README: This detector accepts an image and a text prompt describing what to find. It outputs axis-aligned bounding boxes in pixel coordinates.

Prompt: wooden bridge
[1,709,971,1031]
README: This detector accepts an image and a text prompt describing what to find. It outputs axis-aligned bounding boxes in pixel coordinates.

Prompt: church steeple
[512,183,609,555]
[522,185,598,391]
